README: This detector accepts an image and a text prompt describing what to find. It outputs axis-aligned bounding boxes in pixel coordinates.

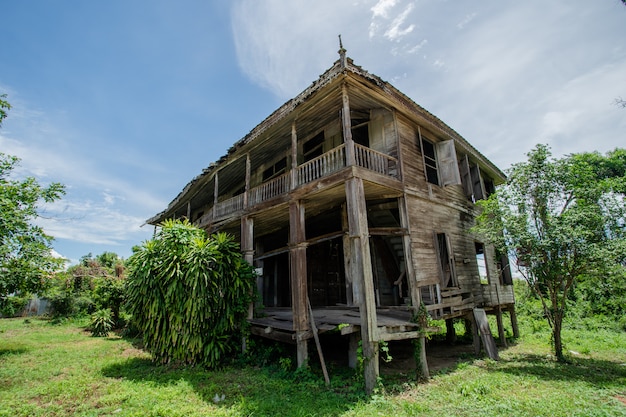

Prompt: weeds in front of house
[1,315,625,417]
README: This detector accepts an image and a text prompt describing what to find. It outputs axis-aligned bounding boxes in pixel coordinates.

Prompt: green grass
[1,317,625,417]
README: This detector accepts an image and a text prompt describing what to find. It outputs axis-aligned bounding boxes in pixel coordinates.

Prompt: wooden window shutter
[369,109,385,152]
[470,164,486,201]
[459,154,473,199]
[436,140,461,186]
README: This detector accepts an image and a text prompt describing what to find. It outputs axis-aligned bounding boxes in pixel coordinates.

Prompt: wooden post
[244,153,251,208]
[341,83,355,167]
[241,215,254,353]
[348,333,358,369]
[418,336,429,379]
[508,305,520,338]
[398,196,419,308]
[289,200,309,367]
[291,121,298,189]
[469,313,481,356]
[213,172,219,206]
[341,204,353,306]
[241,216,254,318]
[345,177,379,394]
[495,307,507,347]
[445,319,457,343]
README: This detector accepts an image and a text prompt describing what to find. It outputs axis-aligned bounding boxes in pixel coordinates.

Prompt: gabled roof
[147,55,505,225]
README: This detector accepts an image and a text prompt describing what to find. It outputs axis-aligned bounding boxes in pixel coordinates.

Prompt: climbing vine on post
[125,219,256,367]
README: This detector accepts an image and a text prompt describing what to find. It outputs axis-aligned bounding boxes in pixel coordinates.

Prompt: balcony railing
[249,172,291,206]
[297,144,346,185]
[354,143,397,176]
[204,143,399,223]
[214,194,244,219]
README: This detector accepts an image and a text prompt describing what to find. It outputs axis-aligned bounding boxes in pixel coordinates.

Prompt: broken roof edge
[147,56,506,225]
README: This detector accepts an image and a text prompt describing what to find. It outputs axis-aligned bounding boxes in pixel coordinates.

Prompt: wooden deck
[249,307,434,344]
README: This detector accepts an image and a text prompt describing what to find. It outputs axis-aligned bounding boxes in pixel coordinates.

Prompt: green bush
[48,289,76,318]
[0,295,29,317]
[125,219,256,367]
[92,276,125,325]
[90,308,114,337]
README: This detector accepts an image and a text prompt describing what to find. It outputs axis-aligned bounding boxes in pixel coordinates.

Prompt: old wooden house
[147,47,516,392]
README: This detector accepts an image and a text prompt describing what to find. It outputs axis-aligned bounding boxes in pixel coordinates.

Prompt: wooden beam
[308,299,330,386]
[289,200,309,367]
[345,176,379,394]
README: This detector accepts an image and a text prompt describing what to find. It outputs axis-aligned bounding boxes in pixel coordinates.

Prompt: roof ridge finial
[338,34,347,69]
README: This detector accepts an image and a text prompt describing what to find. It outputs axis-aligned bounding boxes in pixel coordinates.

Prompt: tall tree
[0,94,11,127]
[0,96,66,300]
[474,145,626,361]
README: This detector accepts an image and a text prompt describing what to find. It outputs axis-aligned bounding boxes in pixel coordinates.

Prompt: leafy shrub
[48,289,75,318]
[125,220,256,367]
[92,276,125,325]
[0,295,29,317]
[90,308,113,337]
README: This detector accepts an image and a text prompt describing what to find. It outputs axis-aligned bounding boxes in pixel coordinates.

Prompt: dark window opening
[303,132,325,162]
[436,233,457,288]
[352,123,369,147]
[483,176,495,198]
[261,252,290,307]
[422,138,439,185]
[496,250,513,285]
[308,238,346,307]
[305,207,342,240]
[475,242,489,284]
[262,157,287,181]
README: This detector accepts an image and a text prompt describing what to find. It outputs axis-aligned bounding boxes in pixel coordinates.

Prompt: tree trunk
[553,311,565,362]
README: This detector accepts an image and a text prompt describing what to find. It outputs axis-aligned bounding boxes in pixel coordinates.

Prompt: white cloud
[457,12,477,30]
[37,196,147,246]
[0,97,166,254]
[230,0,626,173]
[371,0,398,18]
[383,3,415,41]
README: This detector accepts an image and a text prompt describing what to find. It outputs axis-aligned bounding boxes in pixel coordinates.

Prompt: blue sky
[1,1,625,264]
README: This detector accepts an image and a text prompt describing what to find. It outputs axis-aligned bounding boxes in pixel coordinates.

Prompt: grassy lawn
[1,317,625,417]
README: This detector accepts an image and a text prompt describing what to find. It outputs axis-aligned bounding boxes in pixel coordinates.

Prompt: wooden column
[398,196,419,308]
[341,204,354,306]
[495,307,507,347]
[345,177,379,394]
[341,83,355,166]
[244,153,251,208]
[213,172,219,205]
[445,319,457,343]
[289,200,309,367]
[241,216,254,319]
[469,313,481,356]
[291,121,298,190]
[508,305,520,338]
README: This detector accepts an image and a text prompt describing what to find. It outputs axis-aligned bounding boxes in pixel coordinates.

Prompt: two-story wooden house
[147,47,516,392]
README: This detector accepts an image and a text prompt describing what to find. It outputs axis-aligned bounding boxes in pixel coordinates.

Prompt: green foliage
[44,251,126,320]
[474,145,626,361]
[125,219,256,368]
[0,294,29,317]
[0,93,10,127]
[0,152,66,300]
[90,308,114,337]
[92,276,125,324]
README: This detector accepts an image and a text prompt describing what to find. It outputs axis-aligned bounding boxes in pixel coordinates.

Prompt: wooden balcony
[200,144,399,225]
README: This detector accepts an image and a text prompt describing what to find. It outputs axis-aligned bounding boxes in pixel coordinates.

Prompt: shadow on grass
[496,352,626,388]
[0,347,29,357]
[101,356,365,416]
